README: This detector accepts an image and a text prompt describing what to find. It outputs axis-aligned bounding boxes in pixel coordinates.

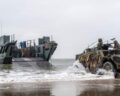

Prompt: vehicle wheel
[103,62,118,78]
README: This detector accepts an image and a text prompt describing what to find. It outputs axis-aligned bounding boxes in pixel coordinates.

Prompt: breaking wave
[0,60,114,83]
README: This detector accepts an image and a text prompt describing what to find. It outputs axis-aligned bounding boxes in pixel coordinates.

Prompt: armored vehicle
[76,38,120,77]
[0,35,57,65]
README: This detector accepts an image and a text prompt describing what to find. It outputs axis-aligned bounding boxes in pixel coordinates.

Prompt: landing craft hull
[0,35,57,66]
[0,57,51,68]
[0,57,12,64]
[12,58,52,68]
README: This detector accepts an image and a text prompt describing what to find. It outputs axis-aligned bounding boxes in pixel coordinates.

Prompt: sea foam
[0,60,114,83]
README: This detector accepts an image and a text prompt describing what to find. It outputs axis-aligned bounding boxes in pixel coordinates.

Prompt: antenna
[51,35,53,41]
[11,35,12,42]
[88,41,97,48]
[13,34,15,41]
[1,24,2,36]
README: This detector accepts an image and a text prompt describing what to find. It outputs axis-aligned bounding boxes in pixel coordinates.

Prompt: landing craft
[0,35,57,66]
[76,38,120,78]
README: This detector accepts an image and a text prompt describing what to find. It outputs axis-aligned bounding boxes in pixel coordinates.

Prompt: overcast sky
[0,0,120,58]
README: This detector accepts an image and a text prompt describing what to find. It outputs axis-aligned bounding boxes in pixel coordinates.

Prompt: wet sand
[0,79,120,96]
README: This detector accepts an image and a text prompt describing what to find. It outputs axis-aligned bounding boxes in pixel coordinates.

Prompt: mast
[1,24,2,36]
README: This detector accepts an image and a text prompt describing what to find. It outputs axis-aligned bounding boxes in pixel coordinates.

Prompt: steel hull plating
[12,58,52,67]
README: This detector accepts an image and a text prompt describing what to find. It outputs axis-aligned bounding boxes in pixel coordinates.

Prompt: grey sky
[0,0,120,58]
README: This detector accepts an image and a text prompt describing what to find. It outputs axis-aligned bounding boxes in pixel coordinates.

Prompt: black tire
[103,61,118,78]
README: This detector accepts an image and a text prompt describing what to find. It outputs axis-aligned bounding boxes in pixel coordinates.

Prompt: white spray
[0,60,115,83]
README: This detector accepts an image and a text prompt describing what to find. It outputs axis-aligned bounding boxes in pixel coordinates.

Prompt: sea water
[0,59,119,96]
[0,59,114,83]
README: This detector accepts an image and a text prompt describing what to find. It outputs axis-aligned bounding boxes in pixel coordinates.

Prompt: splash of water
[66,60,86,75]
[0,60,114,83]
[96,68,114,76]
[68,60,115,78]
